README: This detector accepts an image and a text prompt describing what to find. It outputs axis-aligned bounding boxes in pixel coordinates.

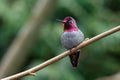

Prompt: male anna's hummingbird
[57,16,84,67]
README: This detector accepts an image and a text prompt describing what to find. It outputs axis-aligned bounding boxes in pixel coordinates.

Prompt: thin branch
[1,25,120,80]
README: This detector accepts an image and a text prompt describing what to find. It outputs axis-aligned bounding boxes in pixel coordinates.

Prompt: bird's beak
[56,19,65,23]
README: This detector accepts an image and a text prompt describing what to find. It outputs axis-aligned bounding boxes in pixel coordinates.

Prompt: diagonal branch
[1,25,120,80]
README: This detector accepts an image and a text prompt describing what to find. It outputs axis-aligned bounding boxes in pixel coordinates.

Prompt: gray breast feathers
[61,30,84,49]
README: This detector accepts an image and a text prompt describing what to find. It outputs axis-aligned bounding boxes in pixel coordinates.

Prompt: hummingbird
[57,16,84,67]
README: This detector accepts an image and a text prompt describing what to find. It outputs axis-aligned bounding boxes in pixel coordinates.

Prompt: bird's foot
[69,49,72,53]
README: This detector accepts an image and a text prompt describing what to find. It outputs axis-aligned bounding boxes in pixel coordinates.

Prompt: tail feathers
[69,50,80,68]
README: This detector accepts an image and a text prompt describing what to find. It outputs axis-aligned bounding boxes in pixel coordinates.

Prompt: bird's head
[56,16,78,32]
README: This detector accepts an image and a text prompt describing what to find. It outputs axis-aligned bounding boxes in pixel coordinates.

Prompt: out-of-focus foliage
[0,0,120,80]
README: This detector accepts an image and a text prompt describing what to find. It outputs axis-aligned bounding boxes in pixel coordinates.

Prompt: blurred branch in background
[96,72,120,80]
[0,0,57,78]
[1,25,120,80]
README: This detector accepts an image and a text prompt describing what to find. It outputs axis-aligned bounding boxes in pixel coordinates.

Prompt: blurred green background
[0,0,120,80]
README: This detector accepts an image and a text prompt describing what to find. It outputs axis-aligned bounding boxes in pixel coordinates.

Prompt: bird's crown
[63,16,76,25]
